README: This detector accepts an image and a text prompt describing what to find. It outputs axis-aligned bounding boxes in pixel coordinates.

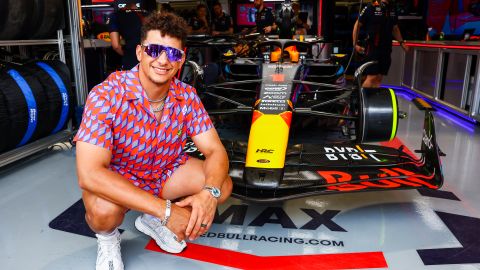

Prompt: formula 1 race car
[182,36,444,202]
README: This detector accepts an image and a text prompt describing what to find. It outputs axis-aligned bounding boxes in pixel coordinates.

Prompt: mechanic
[292,1,310,35]
[252,0,277,35]
[188,4,210,35]
[75,12,232,270]
[352,0,408,88]
[212,2,234,36]
[109,0,148,70]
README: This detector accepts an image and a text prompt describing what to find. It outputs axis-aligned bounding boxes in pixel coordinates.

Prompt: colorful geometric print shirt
[74,66,214,196]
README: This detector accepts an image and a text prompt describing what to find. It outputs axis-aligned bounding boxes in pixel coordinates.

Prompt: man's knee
[84,194,126,233]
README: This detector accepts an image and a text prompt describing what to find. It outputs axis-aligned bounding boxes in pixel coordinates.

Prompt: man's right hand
[355,44,366,55]
[165,204,191,241]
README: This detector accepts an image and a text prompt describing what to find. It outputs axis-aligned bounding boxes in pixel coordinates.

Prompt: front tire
[357,87,398,143]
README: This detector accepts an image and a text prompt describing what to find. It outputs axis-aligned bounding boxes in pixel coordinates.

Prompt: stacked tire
[0,60,74,153]
[0,0,64,40]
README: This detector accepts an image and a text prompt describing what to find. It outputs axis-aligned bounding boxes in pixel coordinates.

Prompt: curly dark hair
[196,3,207,10]
[141,12,188,48]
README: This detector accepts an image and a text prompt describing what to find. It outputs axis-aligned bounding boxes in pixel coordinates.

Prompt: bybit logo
[324,145,380,161]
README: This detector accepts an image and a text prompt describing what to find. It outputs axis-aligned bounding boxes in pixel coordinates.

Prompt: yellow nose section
[246,112,292,169]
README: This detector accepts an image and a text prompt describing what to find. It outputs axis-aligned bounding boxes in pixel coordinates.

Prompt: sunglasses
[141,44,185,62]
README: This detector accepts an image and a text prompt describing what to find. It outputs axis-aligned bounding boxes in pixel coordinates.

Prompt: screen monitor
[236,3,275,27]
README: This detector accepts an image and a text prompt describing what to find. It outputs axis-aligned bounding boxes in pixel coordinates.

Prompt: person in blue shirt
[108,0,148,70]
[253,0,277,34]
[212,2,234,36]
[188,4,210,35]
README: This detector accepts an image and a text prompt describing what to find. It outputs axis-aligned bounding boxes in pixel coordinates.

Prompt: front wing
[226,142,440,202]
[224,110,443,202]
[185,108,443,202]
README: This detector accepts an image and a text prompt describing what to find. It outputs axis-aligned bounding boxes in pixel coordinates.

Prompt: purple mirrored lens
[165,47,184,61]
[144,44,183,62]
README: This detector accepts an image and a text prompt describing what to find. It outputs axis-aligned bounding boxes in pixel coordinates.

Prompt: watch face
[205,186,221,198]
[209,187,221,198]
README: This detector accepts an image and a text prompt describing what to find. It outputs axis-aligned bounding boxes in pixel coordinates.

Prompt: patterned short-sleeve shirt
[74,66,214,196]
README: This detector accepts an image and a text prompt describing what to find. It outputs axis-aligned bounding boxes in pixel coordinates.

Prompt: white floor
[1,93,480,270]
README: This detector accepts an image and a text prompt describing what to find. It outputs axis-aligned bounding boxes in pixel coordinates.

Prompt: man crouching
[75,12,232,270]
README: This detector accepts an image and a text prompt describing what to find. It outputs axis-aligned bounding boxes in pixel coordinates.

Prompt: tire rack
[0,0,88,168]
[0,30,66,62]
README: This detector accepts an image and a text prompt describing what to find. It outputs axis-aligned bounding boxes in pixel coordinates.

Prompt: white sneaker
[135,214,187,253]
[95,229,124,270]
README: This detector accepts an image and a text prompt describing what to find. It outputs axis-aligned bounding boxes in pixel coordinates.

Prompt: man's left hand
[401,42,409,52]
[175,190,217,240]
[264,26,272,34]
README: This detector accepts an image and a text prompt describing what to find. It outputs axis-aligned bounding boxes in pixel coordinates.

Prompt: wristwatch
[203,186,221,199]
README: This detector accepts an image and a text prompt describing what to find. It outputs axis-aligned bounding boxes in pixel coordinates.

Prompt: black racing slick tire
[0,71,28,151]
[7,67,50,144]
[0,0,33,39]
[0,87,10,153]
[0,61,73,154]
[357,87,398,143]
[31,0,64,38]
[24,60,73,133]
[0,2,8,34]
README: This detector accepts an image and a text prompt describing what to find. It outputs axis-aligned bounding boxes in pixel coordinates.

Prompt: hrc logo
[256,149,274,154]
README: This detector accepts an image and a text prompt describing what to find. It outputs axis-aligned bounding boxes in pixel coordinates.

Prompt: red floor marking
[145,240,388,269]
[380,137,417,159]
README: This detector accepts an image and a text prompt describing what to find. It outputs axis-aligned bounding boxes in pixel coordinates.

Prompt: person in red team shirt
[75,12,232,270]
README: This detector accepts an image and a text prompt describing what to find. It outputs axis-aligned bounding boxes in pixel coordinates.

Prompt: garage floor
[1,91,480,270]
